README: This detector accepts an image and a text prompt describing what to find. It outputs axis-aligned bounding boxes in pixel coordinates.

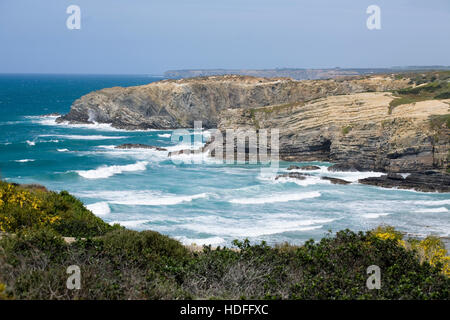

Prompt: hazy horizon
[1,64,450,77]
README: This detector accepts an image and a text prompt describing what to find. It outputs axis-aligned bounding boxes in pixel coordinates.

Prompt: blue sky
[0,0,449,74]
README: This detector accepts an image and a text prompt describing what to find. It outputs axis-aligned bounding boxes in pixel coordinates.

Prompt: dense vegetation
[0,181,118,237]
[0,181,449,300]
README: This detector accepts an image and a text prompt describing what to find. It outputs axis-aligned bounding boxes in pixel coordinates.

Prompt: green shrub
[0,227,448,300]
[341,125,352,135]
[0,181,117,237]
[1,183,449,300]
[389,78,450,112]
[429,114,450,130]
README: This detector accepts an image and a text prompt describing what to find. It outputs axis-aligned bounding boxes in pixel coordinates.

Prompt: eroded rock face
[328,162,366,172]
[57,75,409,130]
[58,74,449,177]
[217,92,450,173]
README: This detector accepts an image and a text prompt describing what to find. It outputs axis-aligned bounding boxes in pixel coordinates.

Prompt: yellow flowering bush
[413,237,450,277]
[372,226,450,277]
[0,283,10,300]
[0,182,60,232]
[0,180,117,237]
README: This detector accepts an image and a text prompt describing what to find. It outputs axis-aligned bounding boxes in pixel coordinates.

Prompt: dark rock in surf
[115,144,167,151]
[275,172,308,180]
[321,176,351,185]
[358,171,450,193]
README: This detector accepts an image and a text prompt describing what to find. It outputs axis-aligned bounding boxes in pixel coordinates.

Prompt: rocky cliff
[58,74,449,174]
[57,75,409,130]
[216,92,450,173]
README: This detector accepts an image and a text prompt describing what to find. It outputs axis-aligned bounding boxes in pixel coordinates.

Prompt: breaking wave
[229,191,321,204]
[86,202,111,216]
[39,134,128,140]
[75,161,149,179]
[76,190,210,206]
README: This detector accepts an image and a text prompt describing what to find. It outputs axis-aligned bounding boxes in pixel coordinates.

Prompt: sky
[0,0,449,74]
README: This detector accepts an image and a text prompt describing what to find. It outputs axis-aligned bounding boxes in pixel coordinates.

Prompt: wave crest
[76,161,148,179]
[229,191,321,204]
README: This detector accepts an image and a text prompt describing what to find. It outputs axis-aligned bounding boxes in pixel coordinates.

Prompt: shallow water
[0,74,449,246]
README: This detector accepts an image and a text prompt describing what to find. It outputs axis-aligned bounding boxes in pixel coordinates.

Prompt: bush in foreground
[0,181,118,237]
[0,227,448,300]
[0,182,448,300]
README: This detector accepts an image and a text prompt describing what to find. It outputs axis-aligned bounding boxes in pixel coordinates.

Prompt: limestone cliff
[58,74,449,174]
[57,75,409,130]
[217,92,450,173]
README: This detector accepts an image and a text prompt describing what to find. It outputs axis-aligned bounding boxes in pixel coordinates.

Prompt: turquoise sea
[0,74,449,246]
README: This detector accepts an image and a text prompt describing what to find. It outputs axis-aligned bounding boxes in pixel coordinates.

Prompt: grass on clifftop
[429,114,450,130]
[389,72,450,114]
[0,181,449,300]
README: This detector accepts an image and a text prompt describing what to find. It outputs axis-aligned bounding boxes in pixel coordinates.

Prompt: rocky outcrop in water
[275,172,308,180]
[115,144,167,151]
[359,171,450,193]
[321,177,351,185]
[287,165,321,171]
[275,172,351,185]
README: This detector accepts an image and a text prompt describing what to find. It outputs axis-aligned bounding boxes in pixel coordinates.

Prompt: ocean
[0,74,449,246]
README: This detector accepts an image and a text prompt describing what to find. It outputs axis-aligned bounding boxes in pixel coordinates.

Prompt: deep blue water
[0,74,449,246]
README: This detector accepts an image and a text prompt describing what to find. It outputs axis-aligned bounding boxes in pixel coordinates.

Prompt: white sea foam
[166,140,219,164]
[57,148,69,152]
[80,145,169,163]
[97,145,117,150]
[203,130,212,141]
[39,134,127,140]
[158,133,171,138]
[179,216,333,237]
[320,168,385,182]
[109,219,151,228]
[229,191,321,204]
[76,190,210,206]
[26,115,59,126]
[14,159,35,163]
[273,175,327,187]
[26,140,35,146]
[75,161,148,179]
[362,213,391,219]
[86,202,111,216]
[176,236,226,246]
[410,200,450,206]
[165,140,205,152]
[28,115,169,132]
[414,207,449,213]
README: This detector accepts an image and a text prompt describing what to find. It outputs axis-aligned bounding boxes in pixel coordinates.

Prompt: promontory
[57,72,450,188]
